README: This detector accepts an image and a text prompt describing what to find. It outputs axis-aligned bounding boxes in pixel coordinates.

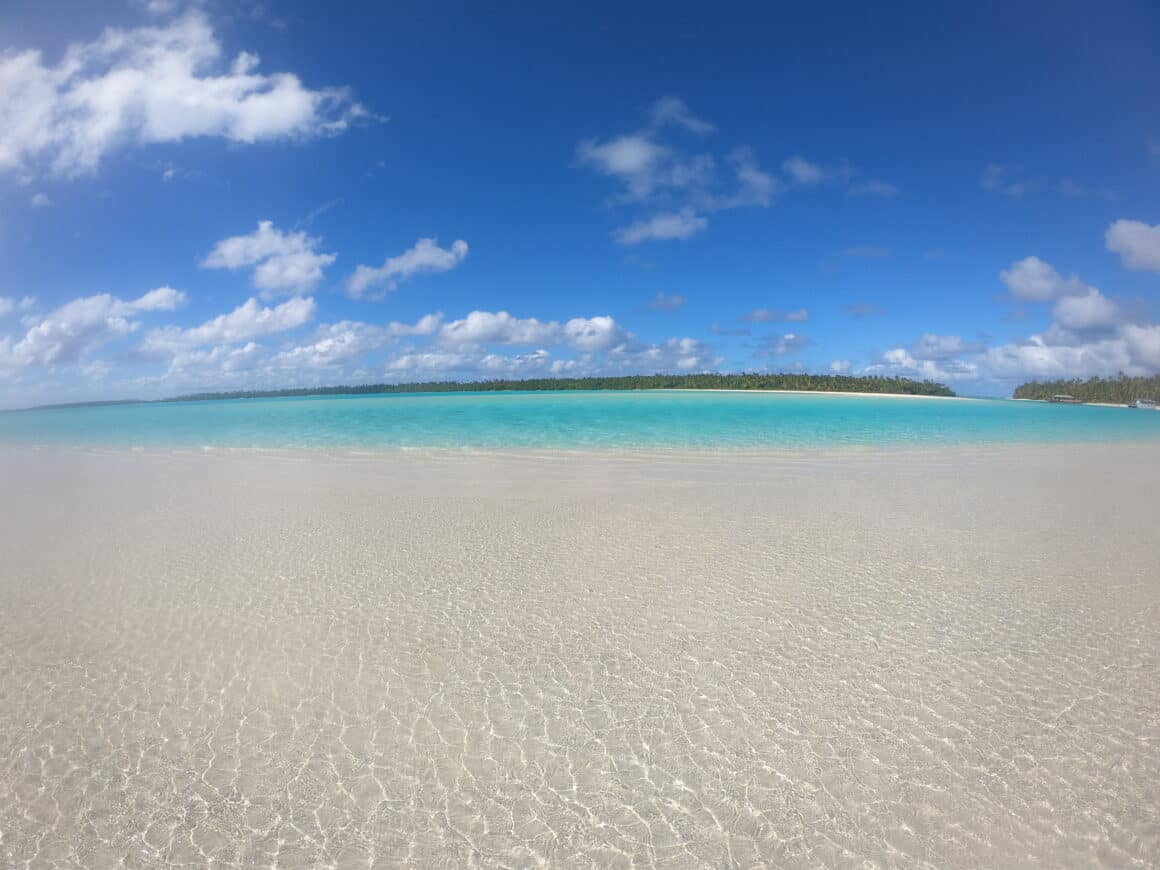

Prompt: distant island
[19,373,955,411]
[1013,374,1159,404]
[169,373,956,401]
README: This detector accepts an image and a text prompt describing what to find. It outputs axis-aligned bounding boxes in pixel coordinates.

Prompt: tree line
[170,372,955,402]
[1013,373,1160,404]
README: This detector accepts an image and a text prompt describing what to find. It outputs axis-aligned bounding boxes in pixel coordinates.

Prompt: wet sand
[1,445,1158,868]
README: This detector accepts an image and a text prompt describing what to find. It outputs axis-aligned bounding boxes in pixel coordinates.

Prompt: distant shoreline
[8,373,956,412]
[663,388,964,400]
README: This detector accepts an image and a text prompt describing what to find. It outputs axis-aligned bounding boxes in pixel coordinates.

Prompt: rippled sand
[1,445,1158,868]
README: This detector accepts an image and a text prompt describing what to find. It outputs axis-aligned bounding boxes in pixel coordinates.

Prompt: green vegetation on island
[1013,374,1159,404]
[170,373,955,402]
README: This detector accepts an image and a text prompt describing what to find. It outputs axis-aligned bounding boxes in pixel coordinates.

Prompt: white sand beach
[1,445,1158,867]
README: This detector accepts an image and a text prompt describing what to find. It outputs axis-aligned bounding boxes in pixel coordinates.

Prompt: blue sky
[1,0,1159,407]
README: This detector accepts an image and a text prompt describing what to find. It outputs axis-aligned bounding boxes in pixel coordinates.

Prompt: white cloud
[999,256,1090,302]
[0,287,184,368]
[1052,289,1120,333]
[563,316,627,352]
[140,296,314,355]
[577,100,775,243]
[167,341,265,376]
[478,348,554,375]
[576,134,671,200]
[30,192,52,208]
[433,310,630,354]
[867,347,980,382]
[0,13,367,178]
[269,313,444,369]
[848,179,898,197]
[271,322,385,369]
[981,164,1035,198]
[385,350,473,376]
[384,347,565,379]
[647,291,685,311]
[439,310,560,347]
[347,238,468,300]
[615,209,707,245]
[978,336,1132,380]
[1106,219,1160,273]
[741,307,808,323]
[649,96,714,134]
[1122,324,1160,369]
[829,359,851,373]
[202,221,336,297]
[706,147,778,209]
[607,336,719,372]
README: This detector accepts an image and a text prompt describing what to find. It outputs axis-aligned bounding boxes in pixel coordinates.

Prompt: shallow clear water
[1,391,1158,449]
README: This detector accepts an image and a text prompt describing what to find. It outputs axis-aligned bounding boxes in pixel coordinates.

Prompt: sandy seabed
[0,444,1157,868]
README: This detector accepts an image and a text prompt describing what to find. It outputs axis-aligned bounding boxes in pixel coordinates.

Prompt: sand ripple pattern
[1,446,1158,867]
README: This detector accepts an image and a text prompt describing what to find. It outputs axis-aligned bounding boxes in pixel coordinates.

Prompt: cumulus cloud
[615,209,707,245]
[202,221,336,297]
[438,310,560,347]
[563,316,628,352]
[829,359,851,373]
[1106,219,1160,273]
[1122,324,1160,369]
[347,238,468,299]
[269,315,442,369]
[383,351,468,376]
[434,311,628,353]
[576,134,673,201]
[0,12,367,178]
[167,341,265,376]
[867,347,980,382]
[30,192,52,208]
[740,307,808,324]
[998,256,1092,302]
[1052,289,1120,333]
[607,336,719,372]
[978,336,1132,380]
[0,287,184,368]
[140,296,315,355]
[647,291,685,311]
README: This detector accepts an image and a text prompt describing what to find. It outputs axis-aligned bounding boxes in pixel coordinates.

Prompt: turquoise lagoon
[2,391,1159,450]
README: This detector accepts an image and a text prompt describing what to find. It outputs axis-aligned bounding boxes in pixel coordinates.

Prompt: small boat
[1129,398,1157,409]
